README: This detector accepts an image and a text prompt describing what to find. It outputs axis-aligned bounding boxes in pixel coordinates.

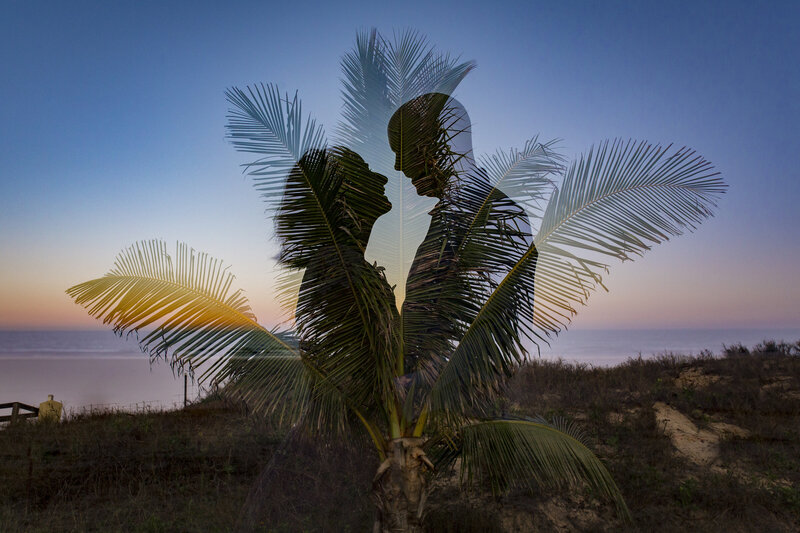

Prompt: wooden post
[26,444,32,510]
[184,373,188,408]
[11,402,19,424]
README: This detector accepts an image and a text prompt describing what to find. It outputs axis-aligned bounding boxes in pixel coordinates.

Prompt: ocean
[1,328,798,413]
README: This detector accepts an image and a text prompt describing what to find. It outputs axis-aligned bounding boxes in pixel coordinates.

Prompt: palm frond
[439,138,564,349]
[219,342,365,436]
[530,139,725,335]
[211,329,308,424]
[66,241,297,379]
[66,240,378,435]
[458,418,631,521]
[386,29,475,112]
[226,83,326,206]
[477,136,563,218]
[336,29,474,158]
[429,140,725,414]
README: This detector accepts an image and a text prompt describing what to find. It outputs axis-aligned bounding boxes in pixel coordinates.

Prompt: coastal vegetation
[2,342,798,532]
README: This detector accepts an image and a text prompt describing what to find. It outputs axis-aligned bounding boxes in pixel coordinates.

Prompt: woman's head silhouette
[282,147,391,256]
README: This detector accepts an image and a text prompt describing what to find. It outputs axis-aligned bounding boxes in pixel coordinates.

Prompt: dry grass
[490,340,800,532]
[2,341,799,532]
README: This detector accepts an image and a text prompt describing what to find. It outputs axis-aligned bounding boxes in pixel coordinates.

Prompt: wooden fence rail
[0,402,39,423]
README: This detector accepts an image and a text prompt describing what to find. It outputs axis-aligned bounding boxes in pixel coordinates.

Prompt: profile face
[388,133,438,198]
[289,148,391,250]
[335,147,392,219]
[370,166,392,217]
[387,93,454,199]
[329,148,392,249]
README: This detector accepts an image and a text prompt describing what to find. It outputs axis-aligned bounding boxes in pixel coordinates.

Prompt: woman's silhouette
[276,147,399,411]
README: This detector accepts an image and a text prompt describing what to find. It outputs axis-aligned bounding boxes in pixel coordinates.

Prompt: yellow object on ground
[38,394,62,422]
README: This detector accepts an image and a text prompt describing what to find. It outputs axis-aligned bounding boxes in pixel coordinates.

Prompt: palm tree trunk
[372,437,432,533]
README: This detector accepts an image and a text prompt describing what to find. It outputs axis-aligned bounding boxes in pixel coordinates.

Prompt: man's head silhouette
[387,93,473,199]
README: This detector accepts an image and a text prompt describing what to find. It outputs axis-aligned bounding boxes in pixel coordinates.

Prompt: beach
[2,329,798,412]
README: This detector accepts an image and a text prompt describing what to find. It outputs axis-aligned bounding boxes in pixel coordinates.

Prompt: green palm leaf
[226,83,326,206]
[476,136,563,217]
[66,240,377,435]
[66,240,297,381]
[437,138,564,352]
[531,139,725,335]
[459,418,631,521]
[220,351,310,425]
[429,139,726,414]
[219,340,369,437]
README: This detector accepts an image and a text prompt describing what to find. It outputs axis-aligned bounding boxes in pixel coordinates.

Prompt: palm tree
[67,29,725,532]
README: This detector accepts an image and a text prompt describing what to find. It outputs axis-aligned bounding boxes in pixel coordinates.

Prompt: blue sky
[1,0,798,329]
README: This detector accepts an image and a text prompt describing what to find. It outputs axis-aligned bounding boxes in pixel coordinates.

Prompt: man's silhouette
[387,93,534,384]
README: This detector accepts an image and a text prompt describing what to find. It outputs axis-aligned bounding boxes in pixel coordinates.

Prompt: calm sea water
[0,330,202,415]
[1,328,798,413]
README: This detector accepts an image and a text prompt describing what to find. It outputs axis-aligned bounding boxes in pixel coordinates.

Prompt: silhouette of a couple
[280,93,532,390]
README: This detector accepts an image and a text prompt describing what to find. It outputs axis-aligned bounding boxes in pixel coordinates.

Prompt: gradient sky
[1,0,798,331]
